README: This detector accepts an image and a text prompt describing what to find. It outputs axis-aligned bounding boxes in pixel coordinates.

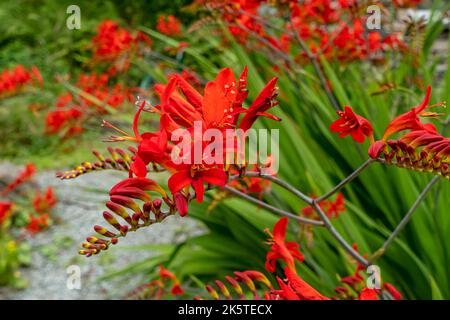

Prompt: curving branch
[370,176,441,262]
[311,200,370,267]
[316,158,376,202]
[229,168,371,267]
[223,184,324,226]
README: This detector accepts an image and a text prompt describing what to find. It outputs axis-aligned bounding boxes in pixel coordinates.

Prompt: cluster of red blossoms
[91,20,152,74]
[0,163,57,233]
[0,65,42,99]
[45,73,136,137]
[174,217,401,300]
[76,67,280,256]
[156,15,183,36]
[330,86,449,180]
[201,0,409,63]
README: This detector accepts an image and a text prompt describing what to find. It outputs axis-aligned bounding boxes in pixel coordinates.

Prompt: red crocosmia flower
[0,65,42,98]
[168,167,228,203]
[26,214,49,233]
[358,288,379,300]
[91,20,151,73]
[158,67,249,132]
[265,217,304,273]
[239,77,280,131]
[369,86,446,159]
[130,129,170,178]
[92,20,133,61]
[382,86,441,140]
[202,68,247,129]
[157,15,182,36]
[33,187,57,215]
[330,106,374,143]
[0,202,13,226]
[45,109,83,135]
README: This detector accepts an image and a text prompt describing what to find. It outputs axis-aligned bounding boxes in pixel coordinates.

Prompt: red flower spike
[383,86,442,140]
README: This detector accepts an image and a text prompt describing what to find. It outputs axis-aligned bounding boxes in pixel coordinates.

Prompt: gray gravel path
[0,162,203,300]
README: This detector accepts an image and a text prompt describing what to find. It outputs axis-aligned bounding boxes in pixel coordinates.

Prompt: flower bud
[94,225,117,238]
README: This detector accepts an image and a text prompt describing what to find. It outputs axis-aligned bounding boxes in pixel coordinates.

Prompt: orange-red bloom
[369,86,447,163]
[0,65,42,98]
[156,15,182,36]
[382,86,440,140]
[26,214,49,233]
[33,187,57,215]
[330,106,374,143]
[265,217,304,273]
[126,67,279,209]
